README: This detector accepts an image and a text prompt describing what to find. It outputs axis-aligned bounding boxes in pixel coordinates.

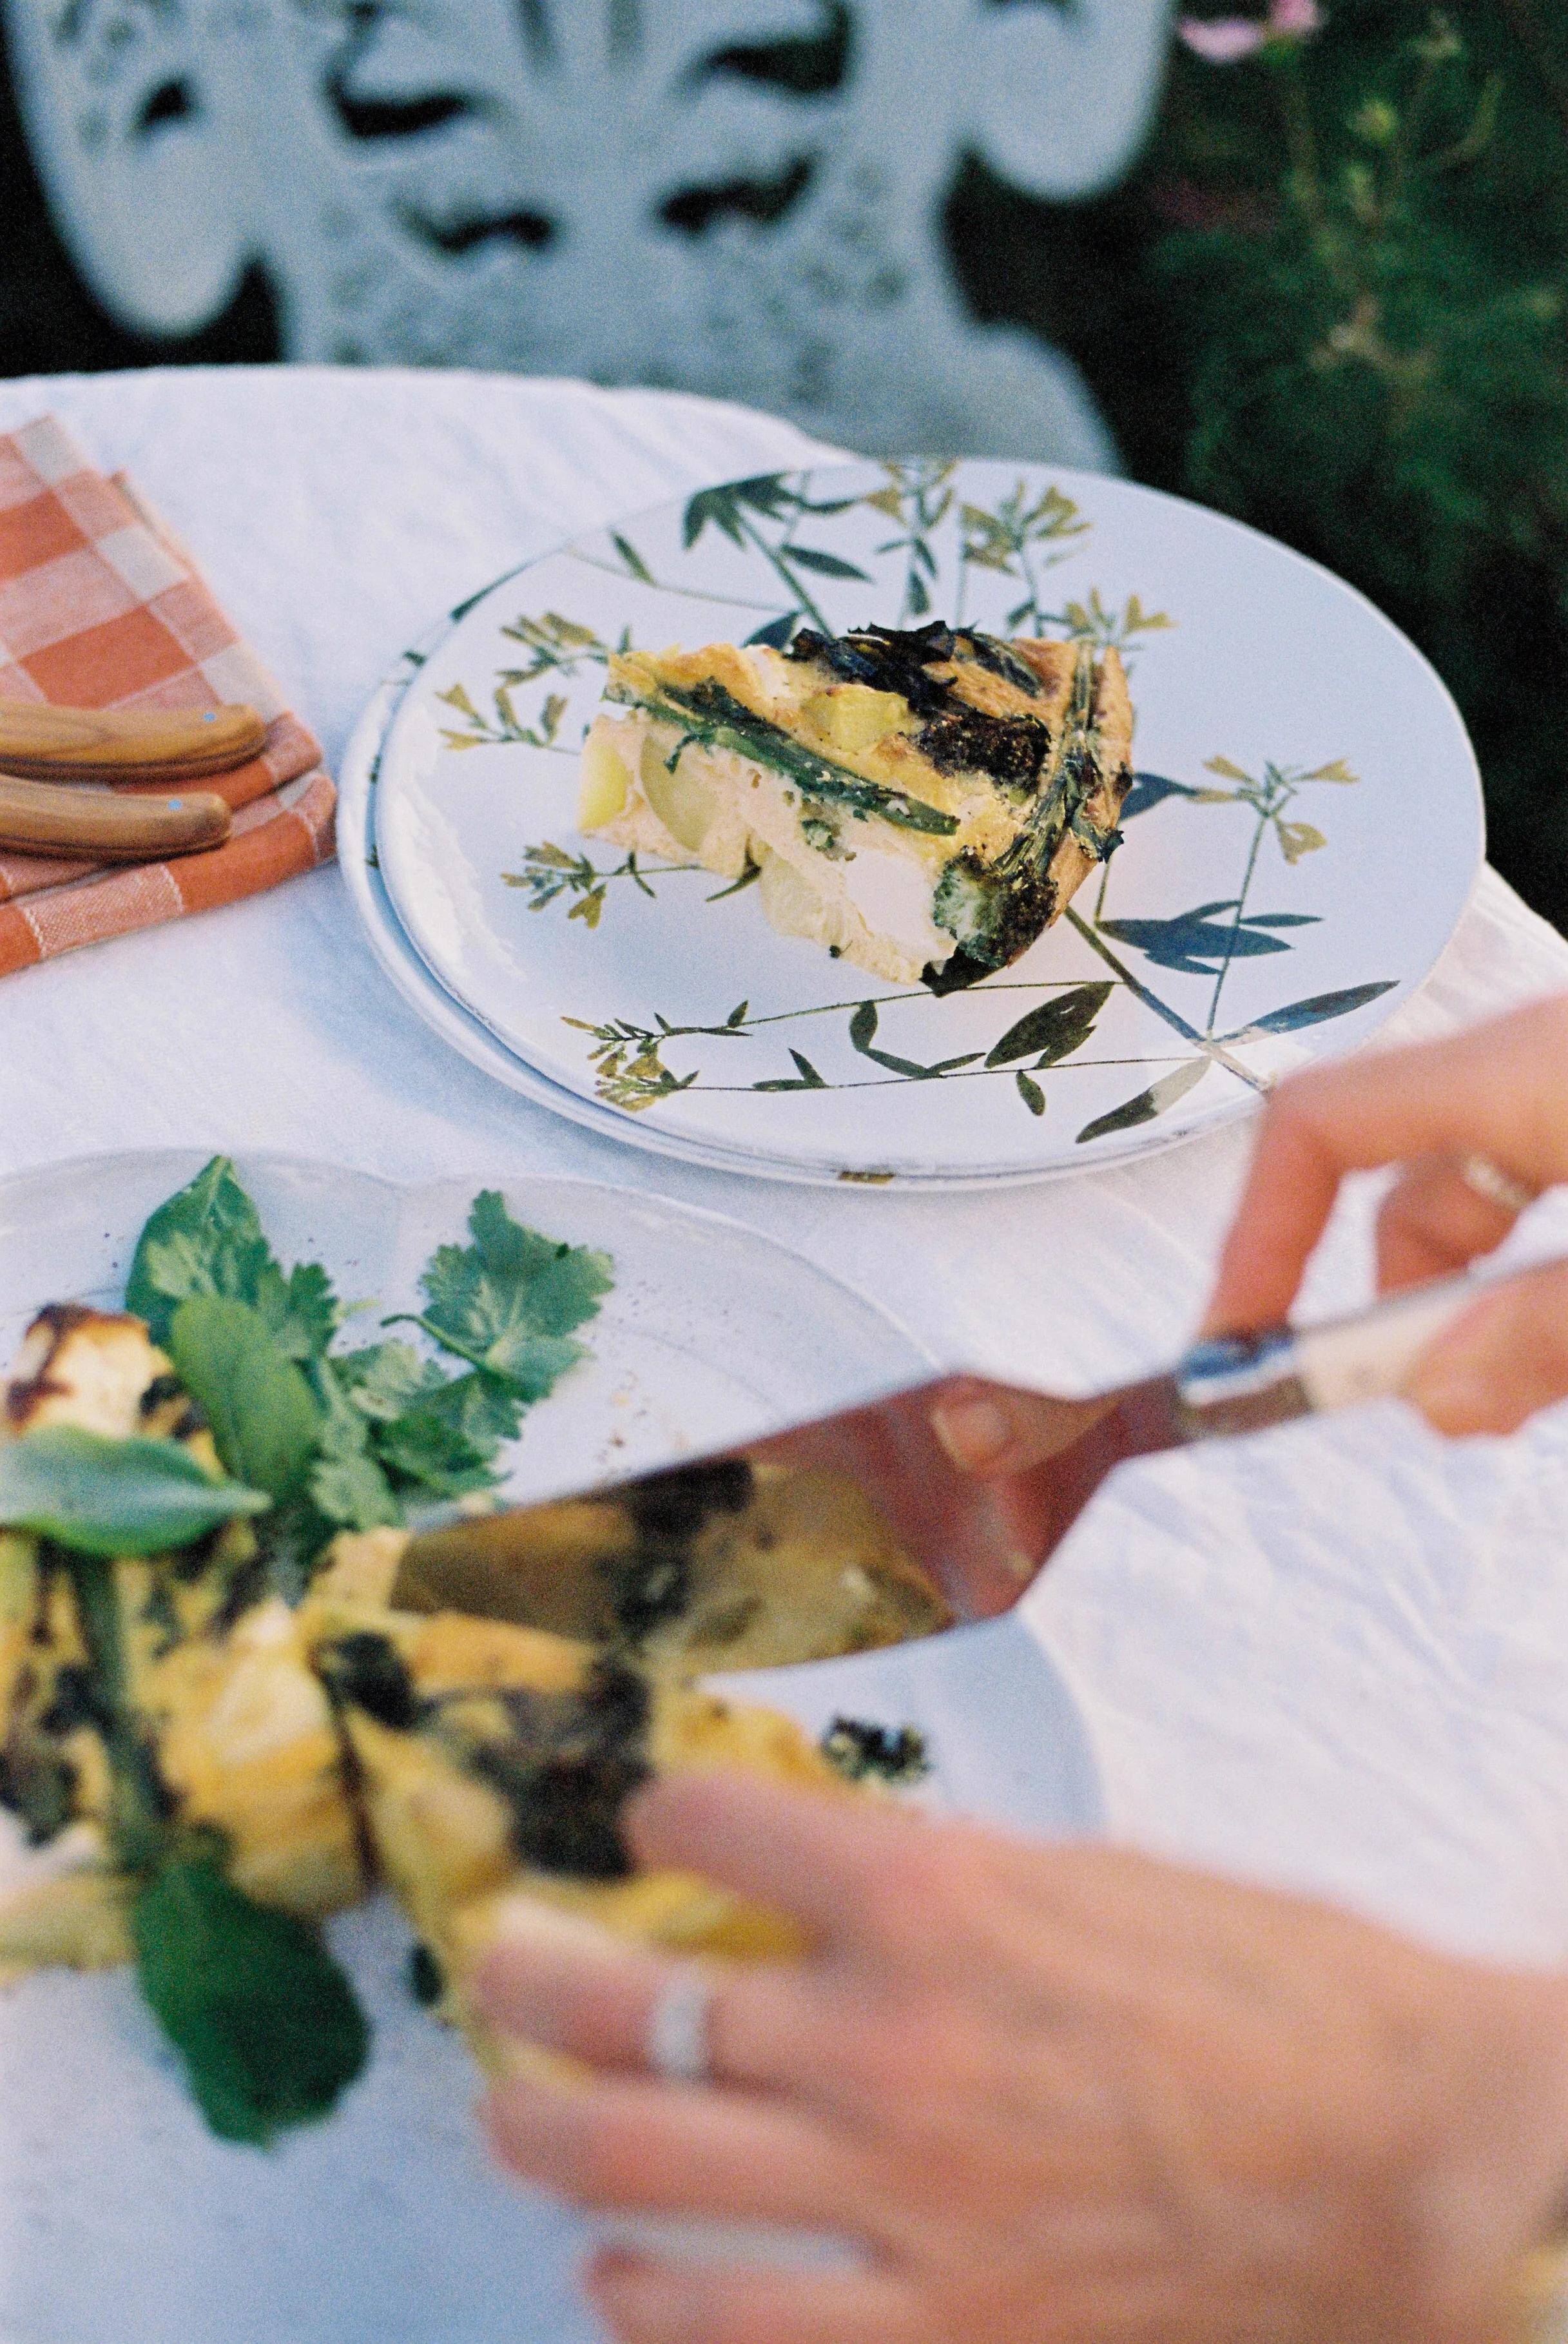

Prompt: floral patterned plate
[371,459,1483,1185]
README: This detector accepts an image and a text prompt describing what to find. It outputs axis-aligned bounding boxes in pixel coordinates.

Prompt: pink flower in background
[1179,0,1322,61]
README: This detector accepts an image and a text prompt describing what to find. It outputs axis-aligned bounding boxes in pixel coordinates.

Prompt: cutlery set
[0,701,266,860]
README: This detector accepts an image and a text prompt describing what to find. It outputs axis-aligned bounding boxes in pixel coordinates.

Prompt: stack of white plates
[340,458,1483,1190]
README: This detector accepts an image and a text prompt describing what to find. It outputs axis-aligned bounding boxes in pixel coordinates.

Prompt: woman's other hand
[473,1772,1568,2344]
[931,997,1568,1480]
[1205,994,1568,1435]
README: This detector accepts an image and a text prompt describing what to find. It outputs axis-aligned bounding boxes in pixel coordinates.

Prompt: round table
[1,363,1567,2334]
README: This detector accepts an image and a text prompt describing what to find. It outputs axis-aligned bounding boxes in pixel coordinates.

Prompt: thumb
[929,1378,1118,1477]
[1403,1261,1568,1437]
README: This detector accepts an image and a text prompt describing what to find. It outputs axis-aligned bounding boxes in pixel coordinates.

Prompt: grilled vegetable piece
[579,623,1134,987]
[305,1598,836,2057]
[3,1305,206,1445]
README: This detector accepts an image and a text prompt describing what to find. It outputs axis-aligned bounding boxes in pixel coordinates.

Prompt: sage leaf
[167,1297,320,1506]
[133,1855,369,2147]
[0,1428,267,1558]
[1077,1058,1210,1145]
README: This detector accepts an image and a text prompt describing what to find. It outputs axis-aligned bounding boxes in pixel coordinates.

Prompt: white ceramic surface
[372,458,1484,1183]
[0,1150,1101,2344]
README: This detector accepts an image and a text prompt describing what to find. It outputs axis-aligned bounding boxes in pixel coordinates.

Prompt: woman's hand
[1204,995,1568,1435]
[931,996,1568,1482]
[474,1772,1568,2344]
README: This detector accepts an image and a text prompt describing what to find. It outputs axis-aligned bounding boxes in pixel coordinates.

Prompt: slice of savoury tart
[579,621,1134,989]
[0,1306,848,2015]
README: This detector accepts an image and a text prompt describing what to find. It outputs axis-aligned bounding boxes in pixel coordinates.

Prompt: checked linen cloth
[0,414,334,977]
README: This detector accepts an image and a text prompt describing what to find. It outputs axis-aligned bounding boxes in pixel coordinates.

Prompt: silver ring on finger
[1457,1152,1537,1218]
[645,1966,716,2085]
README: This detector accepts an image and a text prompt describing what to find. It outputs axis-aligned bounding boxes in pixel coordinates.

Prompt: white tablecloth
[4,364,1568,1965]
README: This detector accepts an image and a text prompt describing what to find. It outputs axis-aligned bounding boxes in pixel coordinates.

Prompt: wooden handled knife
[0,777,232,860]
[0,701,266,783]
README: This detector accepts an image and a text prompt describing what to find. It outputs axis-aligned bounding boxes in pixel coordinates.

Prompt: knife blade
[0,701,266,783]
[394,1255,1557,1645]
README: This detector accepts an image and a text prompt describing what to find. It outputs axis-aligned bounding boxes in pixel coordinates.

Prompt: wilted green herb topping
[821,1716,931,1786]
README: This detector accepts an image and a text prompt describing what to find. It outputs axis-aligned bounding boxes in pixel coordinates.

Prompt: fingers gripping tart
[304,1601,837,2074]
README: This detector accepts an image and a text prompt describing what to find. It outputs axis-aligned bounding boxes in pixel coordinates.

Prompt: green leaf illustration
[1016,1071,1047,1116]
[786,547,871,581]
[1217,982,1398,1042]
[846,1000,980,1080]
[746,611,799,650]
[1099,904,1315,978]
[755,1049,828,1091]
[985,983,1112,1069]
[1077,1058,1210,1145]
[611,532,654,585]
[682,485,745,549]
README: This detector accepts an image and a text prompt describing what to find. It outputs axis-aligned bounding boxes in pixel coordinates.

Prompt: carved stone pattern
[6,0,1173,462]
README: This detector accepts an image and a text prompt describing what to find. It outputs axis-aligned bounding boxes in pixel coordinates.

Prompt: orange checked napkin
[0,414,334,978]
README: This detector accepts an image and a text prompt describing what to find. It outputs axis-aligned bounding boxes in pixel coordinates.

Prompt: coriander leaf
[133,1854,369,2146]
[126,1159,338,1361]
[0,1428,268,1558]
[167,1297,321,1506]
[407,1368,523,1452]
[333,1341,449,1422]
[373,1408,494,1499]
[331,1344,507,1502]
[307,1361,400,1532]
[392,1192,612,1399]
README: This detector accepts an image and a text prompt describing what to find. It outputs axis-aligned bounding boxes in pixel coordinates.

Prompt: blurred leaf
[1078,1058,1210,1144]
[787,547,871,581]
[611,532,654,585]
[1218,980,1398,1041]
[0,1428,266,1558]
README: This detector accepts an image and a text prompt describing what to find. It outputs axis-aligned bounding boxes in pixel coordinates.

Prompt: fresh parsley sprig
[125,1159,613,1564]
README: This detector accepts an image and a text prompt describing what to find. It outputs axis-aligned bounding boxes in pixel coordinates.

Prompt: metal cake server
[397,1254,1560,1640]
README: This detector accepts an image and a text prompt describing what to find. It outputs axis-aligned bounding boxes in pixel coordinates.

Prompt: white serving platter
[366,458,1483,1184]
[0,1152,1100,2344]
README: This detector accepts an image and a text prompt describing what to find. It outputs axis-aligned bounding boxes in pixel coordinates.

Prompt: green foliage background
[957,0,1568,935]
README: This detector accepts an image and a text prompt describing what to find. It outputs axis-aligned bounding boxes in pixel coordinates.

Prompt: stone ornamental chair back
[3,0,1173,465]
